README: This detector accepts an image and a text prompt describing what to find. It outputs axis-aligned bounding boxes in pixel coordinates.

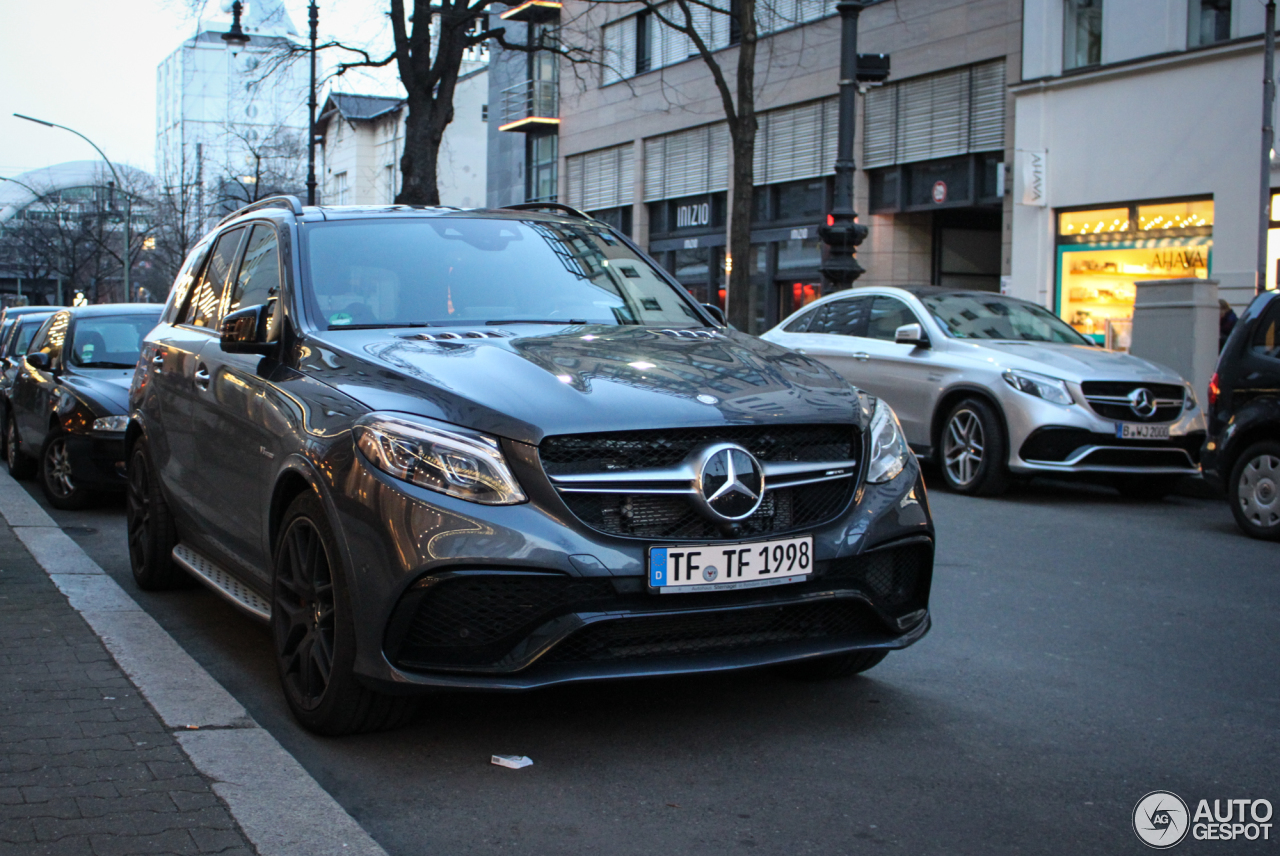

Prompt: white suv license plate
[1116,422,1171,440]
[648,535,813,593]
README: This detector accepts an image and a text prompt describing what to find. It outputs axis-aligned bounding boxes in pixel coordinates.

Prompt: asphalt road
[20,473,1279,855]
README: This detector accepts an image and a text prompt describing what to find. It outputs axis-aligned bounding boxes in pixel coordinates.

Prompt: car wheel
[777,650,887,680]
[1113,474,1182,500]
[41,434,95,510]
[6,418,36,480]
[1229,441,1280,541]
[273,491,418,735]
[938,398,1009,496]
[126,442,185,590]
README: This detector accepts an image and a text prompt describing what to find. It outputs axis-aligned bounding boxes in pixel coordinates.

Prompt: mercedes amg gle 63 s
[127,198,934,735]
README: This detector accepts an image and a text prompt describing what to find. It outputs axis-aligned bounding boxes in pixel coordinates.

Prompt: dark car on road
[1204,289,1280,540]
[128,197,935,735]
[0,307,55,453]
[6,304,161,509]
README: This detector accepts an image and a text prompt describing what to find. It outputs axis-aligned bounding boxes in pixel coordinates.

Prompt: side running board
[171,544,271,622]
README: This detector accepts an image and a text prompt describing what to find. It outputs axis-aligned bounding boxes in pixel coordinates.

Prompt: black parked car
[0,308,55,453]
[7,305,162,509]
[1204,289,1280,540]
[128,197,934,735]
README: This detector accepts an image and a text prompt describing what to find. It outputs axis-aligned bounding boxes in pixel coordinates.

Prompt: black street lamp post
[1258,0,1276,296]
[307,1,319,206]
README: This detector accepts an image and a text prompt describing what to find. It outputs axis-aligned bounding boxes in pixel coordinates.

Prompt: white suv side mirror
[894,323,930,349]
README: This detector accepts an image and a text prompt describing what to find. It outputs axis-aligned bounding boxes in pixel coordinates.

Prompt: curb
[0,475,389,856]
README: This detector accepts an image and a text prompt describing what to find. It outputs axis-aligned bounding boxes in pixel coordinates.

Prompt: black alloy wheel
[126,443,184,590]
[777,649,888,680]
[41,434,94,510]
[938,398,1009,497]
[1229,441,1280,541]
[272,491,417,735]
[6,419,35,480]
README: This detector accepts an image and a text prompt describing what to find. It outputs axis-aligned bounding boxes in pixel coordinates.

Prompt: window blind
[643,123,729,201]
[567,143,635,211]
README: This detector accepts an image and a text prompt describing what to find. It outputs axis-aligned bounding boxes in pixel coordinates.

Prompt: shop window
[1064,0,1103,71]
[782,283,824,321]
[1137,200,1213,230]
[1189,0,1231,47]
[1059,207,1129,236]
[777,236,822,273]
[675,248,710,279]
[774,180,825,223]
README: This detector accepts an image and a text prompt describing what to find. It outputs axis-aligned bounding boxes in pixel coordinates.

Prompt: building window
[1188,0,1231,47]
[481,104,488,122]
[333,171,349,205]
[384,165,396,204]
[1063,0,1103,71]
[636,12,652,73]
[526,134,558,202]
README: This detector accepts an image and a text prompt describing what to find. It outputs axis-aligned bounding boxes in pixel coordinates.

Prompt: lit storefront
[1055,198,1213,348]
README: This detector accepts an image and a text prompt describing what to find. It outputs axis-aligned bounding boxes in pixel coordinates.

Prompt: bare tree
[207,125,307,216]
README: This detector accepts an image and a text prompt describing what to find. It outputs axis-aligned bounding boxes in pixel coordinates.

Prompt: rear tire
[126,442,184,590]
[273,491,418,735]
[41,434,96,510]
[778,650,887,680]
[6,419,36,480]
[937,398,1009,496]
[1228,441,1280,541]
[1113,474,1181,500]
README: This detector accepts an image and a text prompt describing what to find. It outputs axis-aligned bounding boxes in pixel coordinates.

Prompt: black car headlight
[860,393,909,484]
[91,415,129,433]
[353,413,527,505]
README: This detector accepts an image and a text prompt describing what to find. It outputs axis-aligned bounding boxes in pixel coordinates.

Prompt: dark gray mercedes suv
[127,197,934,735]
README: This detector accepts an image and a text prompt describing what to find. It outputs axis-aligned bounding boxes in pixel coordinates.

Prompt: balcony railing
[499,79,559,133]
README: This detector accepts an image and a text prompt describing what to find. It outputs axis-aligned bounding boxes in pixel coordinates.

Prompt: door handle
[852,352,870,361]
[194,365,211,391]
[151,353,165,369]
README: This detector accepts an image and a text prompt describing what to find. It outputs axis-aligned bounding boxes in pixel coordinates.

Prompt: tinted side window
[164,241,212,325]
[228,224,280,314]
[33,313,70,365]
[784,306,819,333]
[181,227,244,328]
[809,297,870,336]
[13,321,42,357]
[866,296,920,341]
[1252,300,1280,361]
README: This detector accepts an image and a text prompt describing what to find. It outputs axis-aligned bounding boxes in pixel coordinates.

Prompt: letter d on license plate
[648,535,813,593]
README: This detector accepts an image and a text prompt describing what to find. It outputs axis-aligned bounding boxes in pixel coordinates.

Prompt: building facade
[1011,0,1277,345]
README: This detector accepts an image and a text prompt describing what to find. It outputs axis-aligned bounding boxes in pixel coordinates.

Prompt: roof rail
[215,195,305,229]
[500,202,593,221]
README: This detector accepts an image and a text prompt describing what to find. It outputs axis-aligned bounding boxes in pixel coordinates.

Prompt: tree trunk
[397,93,446,206]
[724,1,758,332]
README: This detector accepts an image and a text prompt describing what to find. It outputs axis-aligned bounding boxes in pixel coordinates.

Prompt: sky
[0,0,401,180]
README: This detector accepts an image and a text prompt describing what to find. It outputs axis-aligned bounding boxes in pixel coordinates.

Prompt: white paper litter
[491,754,533,769]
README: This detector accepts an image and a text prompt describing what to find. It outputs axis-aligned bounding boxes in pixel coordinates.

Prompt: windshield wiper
[76,361,136,369]
[484,319,587,326]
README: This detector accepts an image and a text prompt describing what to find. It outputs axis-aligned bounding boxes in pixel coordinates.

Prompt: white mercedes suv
[762,286,1206,498]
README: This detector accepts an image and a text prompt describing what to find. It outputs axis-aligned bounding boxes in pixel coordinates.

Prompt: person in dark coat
[1219,299,1238,351]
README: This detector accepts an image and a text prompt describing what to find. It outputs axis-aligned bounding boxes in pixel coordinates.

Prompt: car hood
[303,325,863,444]
[959,340,1188,385]
[63,369,134,414]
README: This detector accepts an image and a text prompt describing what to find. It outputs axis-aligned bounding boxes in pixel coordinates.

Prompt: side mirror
[220,304,274,355]
[26,351,51,372]
[894,323,930,349]
[701,303,728,327]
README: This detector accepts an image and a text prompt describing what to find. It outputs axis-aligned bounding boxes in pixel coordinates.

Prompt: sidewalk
[0,518,256,856]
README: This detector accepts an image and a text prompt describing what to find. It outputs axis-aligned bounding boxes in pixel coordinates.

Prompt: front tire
[938,398,1009,496]
[41,434,95,510]
[273,491,417,735]
[126,442,184,590]
[778,650,888,680]
[1229,441,1280,541]
[6,419,36,480]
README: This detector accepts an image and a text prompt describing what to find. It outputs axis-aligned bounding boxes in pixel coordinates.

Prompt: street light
[307,1,319,207]
[221,1,250,51]
[13,113,131,304]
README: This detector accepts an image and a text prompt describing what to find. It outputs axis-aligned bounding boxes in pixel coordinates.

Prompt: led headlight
[1002,369,1074,406]
[91,415,129,432]
[353,413,526,505]
[1184,385,1197,411]
[861,394,909,484]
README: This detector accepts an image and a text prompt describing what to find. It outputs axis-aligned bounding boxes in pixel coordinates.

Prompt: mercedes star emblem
[1128,387,1158,418]
[691,443,765,521]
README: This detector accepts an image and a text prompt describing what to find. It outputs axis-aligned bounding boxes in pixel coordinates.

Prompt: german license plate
[1116,422,1170,440]
[648,535,813,593]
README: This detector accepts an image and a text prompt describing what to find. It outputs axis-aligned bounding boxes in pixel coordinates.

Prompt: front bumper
[330,449,935,692]
[65,433,128,491]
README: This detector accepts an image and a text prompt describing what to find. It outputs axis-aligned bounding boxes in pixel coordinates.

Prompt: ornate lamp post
[307,2,319,206]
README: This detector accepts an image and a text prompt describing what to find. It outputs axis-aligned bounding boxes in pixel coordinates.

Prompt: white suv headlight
[1002,369,1074,406]
[862,394,909,484]
[354,413,526,505]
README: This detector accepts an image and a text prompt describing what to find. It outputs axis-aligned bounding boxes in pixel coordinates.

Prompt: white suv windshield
[923,293,1090,345]
[304,218,704,328]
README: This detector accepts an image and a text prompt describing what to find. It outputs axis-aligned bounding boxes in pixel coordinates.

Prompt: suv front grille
[1080,381,1185,423]
[541,424,859,540]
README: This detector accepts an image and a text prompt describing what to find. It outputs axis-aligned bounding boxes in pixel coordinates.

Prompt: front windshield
[304,218,704,328]
[69,314,160,368]
[923,293,1091,345]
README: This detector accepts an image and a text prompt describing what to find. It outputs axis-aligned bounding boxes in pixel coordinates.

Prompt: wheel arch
[930,385,1011,463]
[1224,420,1280,481]
[268,464,320,560]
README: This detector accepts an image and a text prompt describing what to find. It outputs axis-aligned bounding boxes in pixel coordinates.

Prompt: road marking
[0,471,389,856]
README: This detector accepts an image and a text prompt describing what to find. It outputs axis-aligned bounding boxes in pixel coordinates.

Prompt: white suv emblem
[691,443,765,521]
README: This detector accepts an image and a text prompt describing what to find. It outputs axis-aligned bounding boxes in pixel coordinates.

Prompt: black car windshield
[69,314,160,368]
[304,218,704,328]
[923,293,1091,345]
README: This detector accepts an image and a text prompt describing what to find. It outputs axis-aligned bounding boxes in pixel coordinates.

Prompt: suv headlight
[1184,385,1197,411]
[92,415,129,432]
[353,413,526,505]
[861,394,909,484]
[1002,370,1074,406]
